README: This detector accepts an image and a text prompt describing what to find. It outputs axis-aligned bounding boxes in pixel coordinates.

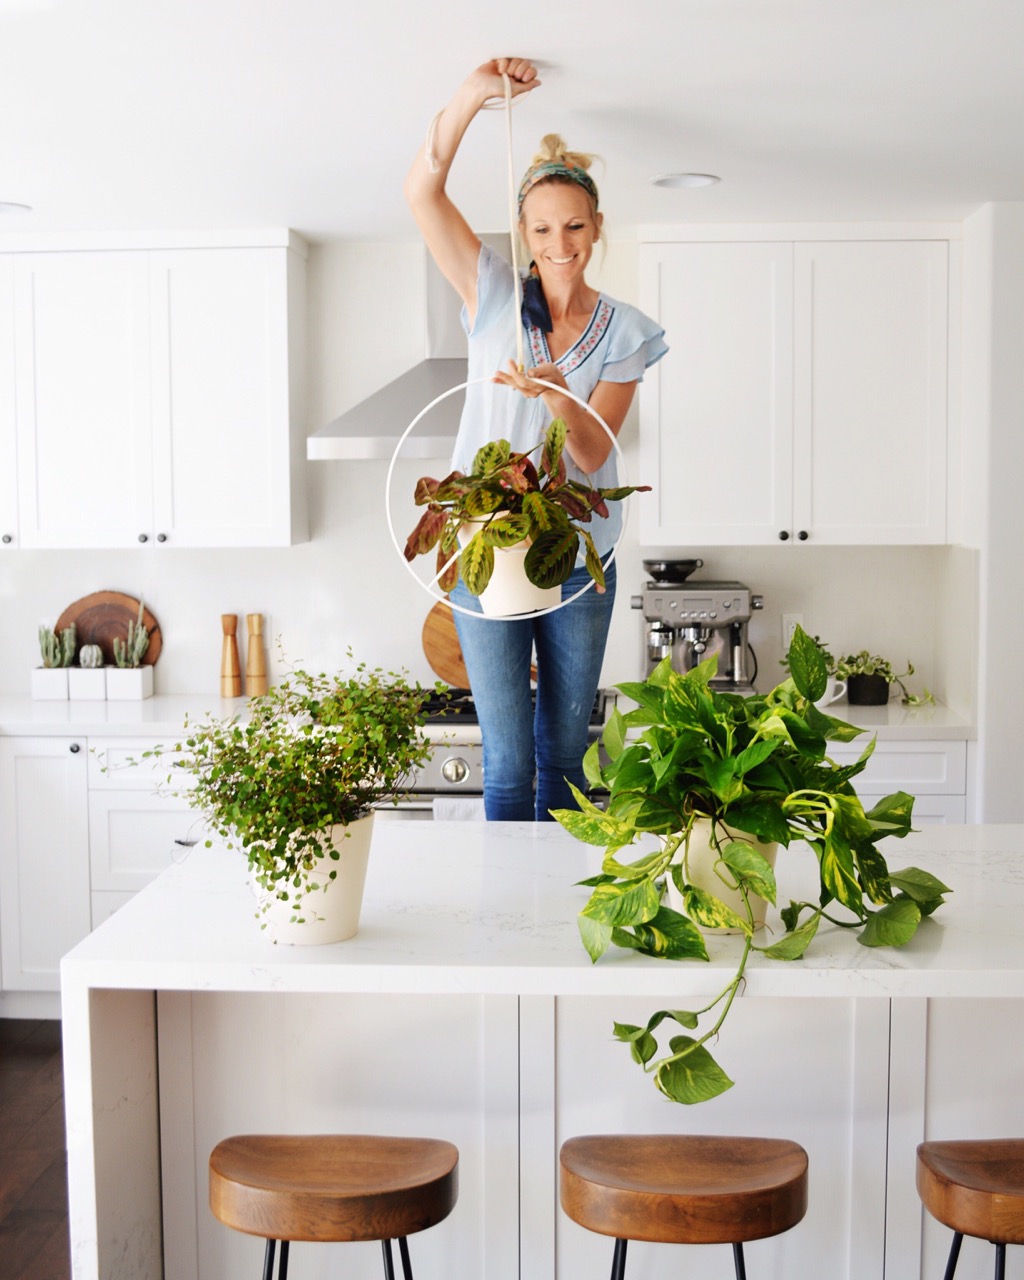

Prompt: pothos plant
[142,659,436,923]
[552,625,951,1106]
[403,418,649,596]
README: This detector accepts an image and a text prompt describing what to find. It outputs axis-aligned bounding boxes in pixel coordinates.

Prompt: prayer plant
[403,418,649,596]
[551,625,951,1106]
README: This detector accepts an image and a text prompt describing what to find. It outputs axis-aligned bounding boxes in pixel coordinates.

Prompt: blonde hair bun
[532,133,596,174]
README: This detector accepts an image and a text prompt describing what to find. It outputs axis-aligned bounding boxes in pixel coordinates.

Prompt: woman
[405,57,667,821]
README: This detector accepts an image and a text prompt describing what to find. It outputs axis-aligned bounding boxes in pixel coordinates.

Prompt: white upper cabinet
[149,248,305,547]
[639,241,795,544]
[14,251,153,548]
[5,234,307,549]
[639,231,952,547]
[791,240,948,543]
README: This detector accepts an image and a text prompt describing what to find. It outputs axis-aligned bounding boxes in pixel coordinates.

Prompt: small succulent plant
[79,643,104,669]
[39,623,76,668]
[113,601,150,669]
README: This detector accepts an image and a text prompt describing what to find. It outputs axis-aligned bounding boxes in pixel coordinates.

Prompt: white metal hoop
[383,376,632,620]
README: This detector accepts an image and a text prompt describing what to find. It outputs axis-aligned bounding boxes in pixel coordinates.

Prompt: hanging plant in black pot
[834,652,933,707]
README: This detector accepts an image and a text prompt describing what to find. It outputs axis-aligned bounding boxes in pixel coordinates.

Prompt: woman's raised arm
[403,58,539,323]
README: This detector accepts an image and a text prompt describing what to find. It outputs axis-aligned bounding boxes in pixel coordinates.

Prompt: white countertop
[61,821,1020,1000]
[0,691,974,742]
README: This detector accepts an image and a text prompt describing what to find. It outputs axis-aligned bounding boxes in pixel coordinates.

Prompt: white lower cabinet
[829,738,968,825]
[0,737,91,991]
[0,734,199,993]
[88,738,201,928]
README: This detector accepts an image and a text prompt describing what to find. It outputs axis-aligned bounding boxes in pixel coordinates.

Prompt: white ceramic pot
[250,811,375,945]
[457,516,562,617]
[105,665,154,700]
[68,667,107,700]
[665,819,779,934]
[30,667,69,700]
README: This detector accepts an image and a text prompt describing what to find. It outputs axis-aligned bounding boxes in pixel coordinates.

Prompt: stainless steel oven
[375,688,612,821]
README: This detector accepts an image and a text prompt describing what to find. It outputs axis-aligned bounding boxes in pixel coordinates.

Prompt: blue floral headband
[517,160,600,216]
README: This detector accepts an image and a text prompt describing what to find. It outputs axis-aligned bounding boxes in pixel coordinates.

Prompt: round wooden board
[54,592,162,667]
[420,600,537,689]
[421,601,469,688]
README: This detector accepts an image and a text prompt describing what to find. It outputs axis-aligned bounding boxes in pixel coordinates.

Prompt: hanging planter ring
[383,374,634,621]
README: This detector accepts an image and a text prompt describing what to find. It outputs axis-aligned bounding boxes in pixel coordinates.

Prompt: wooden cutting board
[422,601,470,688]
[420,600,537,689]
[55,591,162,666]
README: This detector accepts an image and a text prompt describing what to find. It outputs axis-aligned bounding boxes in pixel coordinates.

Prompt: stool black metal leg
[994,1242,1006,1280]
[398,1236,414,1280]
[278,1240,289,1280]
[382,1238,397,1280]
[942,1232,964,1280]
[732,1242,748,1280]
[262,1239,276,1280]
[609,1237,628,1280]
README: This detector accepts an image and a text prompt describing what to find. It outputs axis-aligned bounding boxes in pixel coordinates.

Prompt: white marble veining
[61,822,1022,999]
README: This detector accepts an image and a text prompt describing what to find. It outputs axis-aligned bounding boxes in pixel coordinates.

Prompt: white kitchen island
[61,822,1024,1280]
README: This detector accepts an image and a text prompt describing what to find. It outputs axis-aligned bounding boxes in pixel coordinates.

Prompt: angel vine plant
[141,659,436,920]
[552,625,951,1106]
[403,418,649,596]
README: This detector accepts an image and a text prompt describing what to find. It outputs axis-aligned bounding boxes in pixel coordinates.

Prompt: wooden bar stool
[560,1134,808,1280]
[917,1139,1024,1280]
[209,1134,458,1280]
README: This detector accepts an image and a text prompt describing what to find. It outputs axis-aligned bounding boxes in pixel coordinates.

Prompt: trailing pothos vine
[552,625,950,1105]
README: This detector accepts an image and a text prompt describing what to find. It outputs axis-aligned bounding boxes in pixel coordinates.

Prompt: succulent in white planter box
[68,643,107,700]
[31,622,76,699]
[105,602,154,700]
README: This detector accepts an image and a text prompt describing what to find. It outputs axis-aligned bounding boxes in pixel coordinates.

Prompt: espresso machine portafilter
[631,568,764,692]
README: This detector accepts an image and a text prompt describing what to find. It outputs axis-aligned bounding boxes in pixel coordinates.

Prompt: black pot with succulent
[781,636,935,708]
[552,624,950,1106]
[402,418,649,597]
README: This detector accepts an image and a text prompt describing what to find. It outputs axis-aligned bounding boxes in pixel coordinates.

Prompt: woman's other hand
[493,359,566,398]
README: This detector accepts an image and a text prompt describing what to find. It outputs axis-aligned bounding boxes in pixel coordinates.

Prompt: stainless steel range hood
[307,233,511,461]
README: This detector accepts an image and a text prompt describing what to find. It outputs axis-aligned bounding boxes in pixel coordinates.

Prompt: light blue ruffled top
[454,244,668,559]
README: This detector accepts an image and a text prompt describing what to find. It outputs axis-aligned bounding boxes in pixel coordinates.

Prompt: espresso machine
[632,561,764,692]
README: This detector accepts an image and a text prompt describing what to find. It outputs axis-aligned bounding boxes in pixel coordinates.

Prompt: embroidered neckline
[526,297,615,374]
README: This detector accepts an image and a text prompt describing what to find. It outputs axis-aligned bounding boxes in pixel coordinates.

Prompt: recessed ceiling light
[0,201,33,214]
[651,173,721,189]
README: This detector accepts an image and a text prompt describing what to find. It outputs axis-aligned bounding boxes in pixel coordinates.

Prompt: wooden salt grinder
[245,613,268,697]
[220,614,242,697]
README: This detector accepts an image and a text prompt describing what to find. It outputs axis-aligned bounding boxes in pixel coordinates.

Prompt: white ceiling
[2,0,1023,243]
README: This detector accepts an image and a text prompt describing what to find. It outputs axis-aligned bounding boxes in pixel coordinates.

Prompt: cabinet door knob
[138,532,149,543]
[1,533,11,544]
[798,530,809,541]
[778,530,790,541]
[157,533,167,543]
[69,742,81,753]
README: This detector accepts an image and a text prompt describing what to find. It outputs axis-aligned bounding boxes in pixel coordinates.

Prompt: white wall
[965,203,1024,819]
[0,238,976,717]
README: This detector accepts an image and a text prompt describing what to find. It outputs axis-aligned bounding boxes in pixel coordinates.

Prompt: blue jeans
[450,561,617,821]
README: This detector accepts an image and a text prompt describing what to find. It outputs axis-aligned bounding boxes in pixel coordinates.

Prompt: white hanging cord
[501,72,526,372]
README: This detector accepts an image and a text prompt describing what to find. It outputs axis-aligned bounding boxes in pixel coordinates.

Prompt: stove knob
[441,757,471,785]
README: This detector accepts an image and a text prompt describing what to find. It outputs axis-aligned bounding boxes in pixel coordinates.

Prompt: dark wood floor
[0,1019,71,1280]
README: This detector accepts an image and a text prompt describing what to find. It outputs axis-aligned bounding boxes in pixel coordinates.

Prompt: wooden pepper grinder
[245,613,268,697]
[220,614,242,697]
